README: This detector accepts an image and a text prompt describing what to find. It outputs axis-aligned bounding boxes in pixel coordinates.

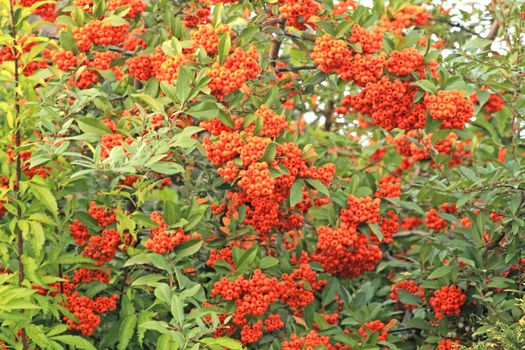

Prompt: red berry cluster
[349,24,383,54]
[278,0,319,30]
[282,330,347,350]
[389,280,425,309]
[376,173,401,198]
[425,208,448,232]
[378,4,430,35]
[252,104,287,138]
[201,111,334,240]
[438,339,461,350]
[379,210,399,243]
[107,0,147,18]
[424,90,475,129]
[88,201,117,227]
[62,292,118,335]
[207,46,260,100]
[100,133,132,159]
[264,314,285,331]
[0,37,50,76]
[340,195,380,226]
[429,285,467,319]
[190,24,233,55]
[144,212,198,254]
[69,219,90,245]
[51,49,81,71]
[210,263,325,344]
[81,228,121,266]
[73,20,129,52]
[359,320,388,341]
[386,48,424,76]
[19,0,57,21]
[348,76,427,131]
[312,224,382,278]
[0,176,9,217]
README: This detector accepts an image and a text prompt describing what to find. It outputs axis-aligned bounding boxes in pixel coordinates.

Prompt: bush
[0,0,524,349]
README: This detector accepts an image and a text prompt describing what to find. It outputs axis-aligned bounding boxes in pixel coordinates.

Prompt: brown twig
[429,17,483,38]
[269,19,286,68]
[275,65,317,73]
[8,0,27,348]
[393,230,432,238]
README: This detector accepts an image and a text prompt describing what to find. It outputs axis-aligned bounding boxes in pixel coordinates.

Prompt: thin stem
[8,0,27,348]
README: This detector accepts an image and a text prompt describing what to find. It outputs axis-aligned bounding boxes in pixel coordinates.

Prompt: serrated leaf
[118,315,137,350]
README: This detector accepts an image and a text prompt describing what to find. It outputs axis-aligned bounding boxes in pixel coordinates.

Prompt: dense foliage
[0,0,524,349]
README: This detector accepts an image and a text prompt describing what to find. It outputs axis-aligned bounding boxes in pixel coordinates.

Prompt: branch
[8,0,28,348]
[429,17,483,38]
[393,230,432,238]
[269,19,286,68]
[275,65,317,73]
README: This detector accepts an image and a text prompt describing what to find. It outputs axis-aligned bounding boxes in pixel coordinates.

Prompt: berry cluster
[282,331,346,350]
[340,195,380,226]
[100,133,132,159]
[424,90,475,129]
[378,4,430,35]
[210,263,325,344]
[69,220,90,245]
[253,105,287,138]
[107,0,147,18]
[376,174,401,198]
[438,339,461,350]
[62,292,118,335]
[279,0,319,30]
[425,208,448,232]
[312,224,382,278]
[81,228,121,266]
[88,201,117,227]
[389,280,425,309]
[207,46,260,100]
[386,48,424,76]
[144,212,199,254]
[429,285,467,319]
[73,20,129,52]
[190,24,233,55]
[359,320,388,341]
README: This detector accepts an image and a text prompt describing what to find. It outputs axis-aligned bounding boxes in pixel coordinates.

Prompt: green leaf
[31,183,58,215]
[154,283,172,304]
[131,93,164,112]
[187,101,219,120]
[322,277,340,306]
[412,80,437,94]
[260,142,276,163]
[236,247,258,271]
[150,162,185,175]
[131,274,165,287]
[427,265,453,279]
[397,289,422,306]
[174,239,203,259]
[306,178,329,196]
[118,315,137,350]
[217,33,231,64]
[77,117,112,136]
[175,65,192,103]
[171,295,184,324]
[259,256,279,269]
[290,180,304,207]
[201,337,243,350]
[369,223,383,242]
[52,335,97,350]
